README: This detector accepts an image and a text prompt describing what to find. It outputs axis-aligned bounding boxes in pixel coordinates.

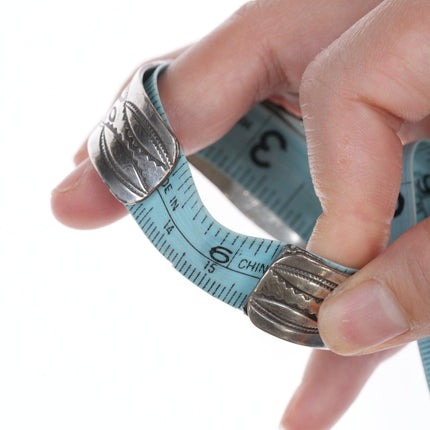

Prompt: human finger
[319,218,430,355]
[300,0,430,268]
[280,348,399,430]
[52,0,382,229]
[297,0,430,354]
[51,159,128,229]
[281,1,430,426]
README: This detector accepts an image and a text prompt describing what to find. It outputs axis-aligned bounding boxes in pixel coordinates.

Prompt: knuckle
[301,54,325,89]
[299,37,361,112]
[299,49,341,110]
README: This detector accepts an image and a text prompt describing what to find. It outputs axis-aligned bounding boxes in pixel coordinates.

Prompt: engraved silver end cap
[245,245,351,347]
[88,62,179,205]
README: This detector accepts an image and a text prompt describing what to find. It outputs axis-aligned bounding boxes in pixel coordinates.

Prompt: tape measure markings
[195,104,322,244]
[128,167,286,310]
[205,113,271,180]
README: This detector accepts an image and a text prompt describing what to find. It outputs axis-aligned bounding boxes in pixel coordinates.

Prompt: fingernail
[319,280,409,354]
[53,160,90,193]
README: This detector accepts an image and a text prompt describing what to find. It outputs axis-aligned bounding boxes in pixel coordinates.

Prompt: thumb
[319,219,430,355]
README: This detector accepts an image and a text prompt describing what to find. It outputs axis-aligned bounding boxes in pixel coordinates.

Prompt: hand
[300,0,430,355]
[283,2,430,426]
[51,1,427,429]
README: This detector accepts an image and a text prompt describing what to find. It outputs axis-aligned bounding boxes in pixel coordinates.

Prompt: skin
[51,0,430,428]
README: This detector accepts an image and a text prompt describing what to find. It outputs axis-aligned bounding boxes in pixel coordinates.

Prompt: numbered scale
[189,103,320,246]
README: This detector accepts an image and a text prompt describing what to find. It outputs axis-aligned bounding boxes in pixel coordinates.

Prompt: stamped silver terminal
[244,245,351,347]
[88,62,179,204]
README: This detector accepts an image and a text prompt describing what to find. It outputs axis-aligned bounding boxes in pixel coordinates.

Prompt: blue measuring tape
[88,62,430,391]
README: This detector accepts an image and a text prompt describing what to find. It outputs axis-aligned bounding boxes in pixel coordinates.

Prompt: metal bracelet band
[87,60,430,391]
[245,245,351,346]
[87,61,354,348]
[88,62,179,205]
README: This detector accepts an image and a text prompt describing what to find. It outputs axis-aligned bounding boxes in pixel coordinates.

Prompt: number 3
[250,130,287,168]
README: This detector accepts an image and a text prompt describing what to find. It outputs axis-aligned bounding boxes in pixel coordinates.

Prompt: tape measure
[88,61,430,390]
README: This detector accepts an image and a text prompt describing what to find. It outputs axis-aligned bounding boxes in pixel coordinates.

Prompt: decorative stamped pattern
[88,63,179,204]
[245,245,351,347]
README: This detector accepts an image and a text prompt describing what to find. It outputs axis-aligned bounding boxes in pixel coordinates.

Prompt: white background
[1,1,428,429]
